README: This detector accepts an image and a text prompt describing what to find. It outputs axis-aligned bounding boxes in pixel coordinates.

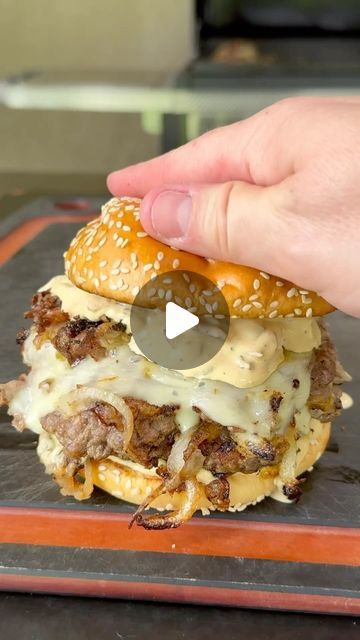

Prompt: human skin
[107,97,360,317]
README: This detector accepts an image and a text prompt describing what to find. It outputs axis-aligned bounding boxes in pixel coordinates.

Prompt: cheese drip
[10,331,312,438]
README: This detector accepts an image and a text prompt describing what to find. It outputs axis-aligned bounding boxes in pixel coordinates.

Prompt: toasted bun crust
[65,197,333,319]
[88,419,330,513]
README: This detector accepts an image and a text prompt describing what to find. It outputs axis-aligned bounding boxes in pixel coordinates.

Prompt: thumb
[139,181,299,280]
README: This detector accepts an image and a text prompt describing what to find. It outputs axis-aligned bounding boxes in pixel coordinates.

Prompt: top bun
[65,197,333,319]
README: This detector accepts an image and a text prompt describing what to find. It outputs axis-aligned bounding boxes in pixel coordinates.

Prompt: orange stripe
[0,507,359,566]
[1,573,359,614]
[0,214,94,266]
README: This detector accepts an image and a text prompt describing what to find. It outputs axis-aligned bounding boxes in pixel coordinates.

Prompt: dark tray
[0,197,359,614]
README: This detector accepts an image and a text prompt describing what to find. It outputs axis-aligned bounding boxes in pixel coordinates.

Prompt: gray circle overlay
[130,270,230,370]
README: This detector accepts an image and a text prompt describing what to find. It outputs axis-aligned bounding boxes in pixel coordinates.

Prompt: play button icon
[130,270,230,370]
[165,302,199,340]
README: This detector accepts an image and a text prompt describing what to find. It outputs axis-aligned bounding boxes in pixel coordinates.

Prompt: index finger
[107,118,262,197]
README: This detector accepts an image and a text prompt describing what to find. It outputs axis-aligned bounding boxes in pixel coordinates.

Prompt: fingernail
[150,190,192,239]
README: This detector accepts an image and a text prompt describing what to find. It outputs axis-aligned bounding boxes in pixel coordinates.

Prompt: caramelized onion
[55,458,94,501]
[65,387,134,447]
[167,428,195,476]
[133,479,202,530]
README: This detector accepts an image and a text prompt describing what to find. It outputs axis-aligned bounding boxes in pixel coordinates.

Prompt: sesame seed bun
[86,419,330,514]
[65,197,334,319]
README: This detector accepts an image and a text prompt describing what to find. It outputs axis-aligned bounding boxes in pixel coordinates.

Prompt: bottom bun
[89,419,330,514]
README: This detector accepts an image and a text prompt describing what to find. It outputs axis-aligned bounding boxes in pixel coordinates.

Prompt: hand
[107,97,360,317]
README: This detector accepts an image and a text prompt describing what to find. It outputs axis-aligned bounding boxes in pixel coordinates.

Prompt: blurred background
[1,0,360,198]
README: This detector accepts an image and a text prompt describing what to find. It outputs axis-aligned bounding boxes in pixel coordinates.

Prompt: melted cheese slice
[43,275,321,388]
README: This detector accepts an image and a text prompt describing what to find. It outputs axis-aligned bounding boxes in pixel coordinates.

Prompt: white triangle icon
[165,302,199,340]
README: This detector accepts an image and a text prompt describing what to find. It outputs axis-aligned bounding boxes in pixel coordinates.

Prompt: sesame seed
[242,304,252,312]
[143,263,153,272]
[122,225,131,232]
[165,290,172,301]
[111,268,120,276]
[113,233,119,241]
[99,260,107,267]
[207,258,215,264]
[157,252,164,261]
[132,286,140,296]
[98,464,107,472]
[121,239,129,248]
[163,278,172,284]
[233,299,242,308]
[249,294,259,301]
[294,308,302,316]
[186,297,193,308]
[183,273,190,283]
[109,283,118,291]
[302,296,313,305]
[175,296,182,305]
[125,205,134,211]
[212,302,218,311]
[215,314,225,319]
[270,301,279,308]
[188,306,197,313]
[306,308,313,318]
[172,259,180,269]
[285,312,295,318]
[130,253,137,263]
[268,310,278,318]
[88,270,94,279]
[205,303,213,313]
[100,274,108,282]
[108,220,114,229]
[189,284,196,293]
[276,281,284,287]
[150,273,156,280]
[253,279,260,290]
[199,296,206,306]
[148,288,156,297]
[116,221,122,229]
[113,259,122,268]
[116,238,124,247]
[120,267,130,274]
[93,278,100,288]
[260,271,270,280]
[154,260,160,270]
[85,255,91,262]
[259,314,265,319]
[202,290,212,296]
[287,288,297,298]
[299,290,309,295]
[137,231,147,238]
[98,238,106,248]
[252,301,263,309]
[158,289,165,299]
[98,473,106,482]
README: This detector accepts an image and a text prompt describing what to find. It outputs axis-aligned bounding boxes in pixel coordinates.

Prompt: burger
[0,196,350,529]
